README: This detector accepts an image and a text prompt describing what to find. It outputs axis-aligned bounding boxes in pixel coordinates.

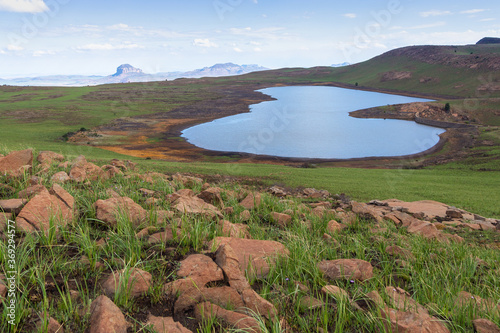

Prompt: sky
[0,0,499,77]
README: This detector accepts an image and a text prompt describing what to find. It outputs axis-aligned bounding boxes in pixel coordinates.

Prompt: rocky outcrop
[318,259,373,281]
[94,197,148,228]
[0,149,33,177]
[89,295,128,333]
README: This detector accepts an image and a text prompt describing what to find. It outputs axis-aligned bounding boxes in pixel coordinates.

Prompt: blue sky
[0,0,499,77]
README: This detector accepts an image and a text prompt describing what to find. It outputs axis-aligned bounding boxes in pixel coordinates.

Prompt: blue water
[181,86,445,159]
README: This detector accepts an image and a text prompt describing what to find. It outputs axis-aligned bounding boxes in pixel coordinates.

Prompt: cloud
[7,44,24,51]
[343,13,357,19]
[193,38,218,48]
[408,21,446,30]
[233,47,243,52]
[254,47,262,52]
[0,0,48,13]
[419,10,452,18]
[76,43,142,51]
[229,26,289,40]
[480,18,495,22]
[460,9,486,14]
[33,50,56,57]
[0,49,6,54]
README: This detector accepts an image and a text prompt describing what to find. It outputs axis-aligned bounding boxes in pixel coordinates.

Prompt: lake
[181,86,445,159]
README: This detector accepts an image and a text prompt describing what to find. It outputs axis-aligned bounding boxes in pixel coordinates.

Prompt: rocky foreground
[1,149,499,332]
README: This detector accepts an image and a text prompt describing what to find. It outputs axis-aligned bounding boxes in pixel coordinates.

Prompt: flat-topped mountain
[476,37,500,44]
[112,64,143,76]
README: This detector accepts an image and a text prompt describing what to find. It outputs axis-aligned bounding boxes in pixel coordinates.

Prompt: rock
[446,209,463,219]
[322,285,349,300]
[384,211,420,227]
[102,268,152,298]
[299,296,324,310]
[135,226,156,239]
[94,197,148,228]
[476,221,496,231]
[148,230,176,244]
[385,286,428,315]
[177,254,224,286]
[311,206,326,218]
[69,155,105,182]
[318,259,373,281]
[195,302,261,333]
[240,210,252,221]
[144,197,160,206]
[0,280,7,299]
[365,290,385,308]
[145,314,192,333]
[385,246,415,260]
[89,295,128,333]
[335,211,357,225]
[0,149,33,177]
[200,286,245,309]
[303,188,329,199]
[241,288,278,319]
[271,212,292,228]
[220,220,250,238]
[155,210,175,223]
[215,244,250,292]
[463,223,482,231]
[209,237,289,279]
[351,201,383,223]
[51,171,70,184]
[198,187,225,208]
[472,318,500,333]
[102,165,123,178]
[17,185,47,199]
[268,186,287,197]
[407,220,440,239]
[173,194,222,219]
[172,173,203,187]
[381,306,450,333]
[456,291,500,315]
[139,188,156,197]
[36,317,64,333]
[240,192,261,210]
[223,206,234,215]
[0,199,27,214]
[327,220,345,234]
[15,184,73,233]
[37,151,64,165]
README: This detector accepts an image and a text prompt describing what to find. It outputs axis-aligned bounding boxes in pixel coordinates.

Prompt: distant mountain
[331,62,350,67]
[476,37,500,45]
[0,63,269,87]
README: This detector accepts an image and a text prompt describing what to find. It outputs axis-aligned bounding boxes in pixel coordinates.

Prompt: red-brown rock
[102,268,152,298]
[94,197,148,228]
[70,155,105,182]
[318,259,373,281]
[148,229,176,244]
[17,184,47,199]
[89,295,128,333]
[0,199,27,214]
[327,220,346,234]
[351,201,383,223]
[386,246,415,260]
[220,220,250,238]
[407,220,440,239]
[173,195,222,219]
[195,302,261,333]
[473,318,500,333]
[271,212,292,228]
[37,151,64,165]
[51,171,70,184]
[240,192,261,210]
[145,315,192,333]
[177,254,224,286]
[198,187,225,208]
[381,306,450,333]
[0,149,33,177]
[36,317,64,333]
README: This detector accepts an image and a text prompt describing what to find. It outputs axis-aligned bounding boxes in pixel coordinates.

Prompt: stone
[322,285,349,300]
[476,221,497,231]
[351,201,383,223]
[0,280,7,299]
[148,230,176,244]
[144,197,160,206]
[456,291,500,315]
[335,211,357,225]
[385,211,421,227]
[145,314,192,333]
[15,184,74,233]
[69,155,105,182]
[473,319,500,333]
[155,210,175,223]
[201,286,245,309]
[195,302,261,333]
[385,286,428,315]
[318,259,373,281]
[407,220,440,239]
[220,220,250,238]
[17,185,46,200]
[215,244,250,292]
[299,296,324,310]
[51,171,71,184]
[135,226,156,239]
[37,151,64,165]
[0,199,27,214]
[209,237,289,279]
[240,210,252,221]
[102,165,123,178]
[303,188,329,199]
[446,209,463,219]
[240,192,261,210]
[327,220,345,234]
[366,290,385,308]
[268,186,287,197]
[0,149,33,177]
[381,306,450,333]
[109,159,128,171]
[241,288,278,319]
[139,188,156,197]
[177,254,224,286]
[94,197,148,228]
[385,246,415,260]
[89,295,128,333]
[198,187,225,208]
[102,268,152,298]
[223,206,234,215]
[173,194,222,219]
[271,212,292,228]
[172,173,203,187]
[36,317,64,333]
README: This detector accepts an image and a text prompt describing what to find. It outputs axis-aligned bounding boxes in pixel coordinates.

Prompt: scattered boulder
[446,209,463,219]
[198,187,225,208]
[385,246,415,260]
[177,254,224,287]
[271,212,292,228]
[37,151,64,165]
[210,237,289,279]
[351,201,383,223]
[240,210,251,221]
[322,285,349,300]
[51,171,70,184]
[172,173,203,187]
[148,229,176,244]
[35,317,64,333]
[195,302,261,333]
[381,306,450,333]
[327,220,346,234]
[220,220,250,238]
[89,295,128,333]
[145,314,192,333]
[94,197,148,228]
[299,296,324,310]
[102,268,152,298]
[15,184,74,233]
[0,199,27,214]
[268,186,287,197]
[18,184,48,199]
[318,259,373,281]
[172,194,222,219]
[0,149,33,177]
[102,165,123,178]
[69,155,105,182]
[472,318,500,333]
[407,220,440,239]
[240,192,261,210]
